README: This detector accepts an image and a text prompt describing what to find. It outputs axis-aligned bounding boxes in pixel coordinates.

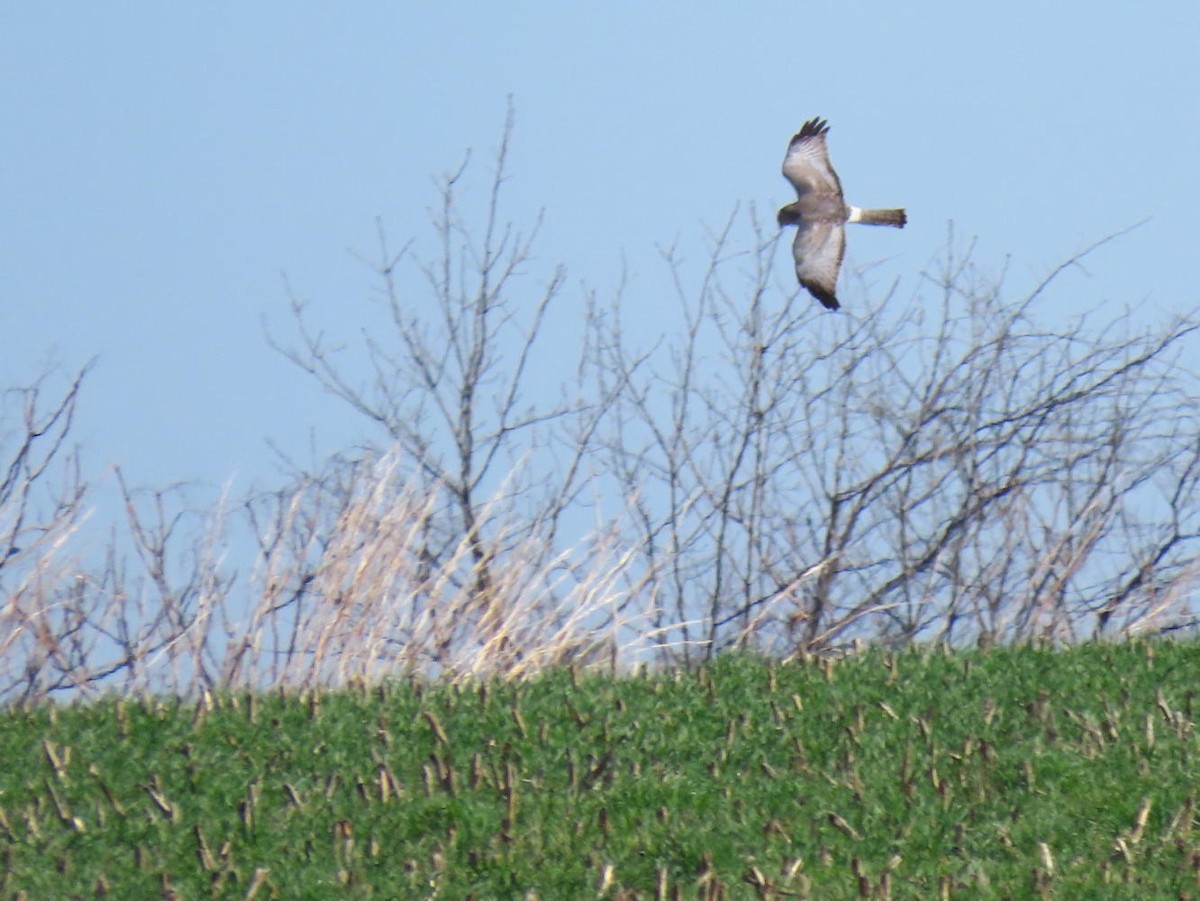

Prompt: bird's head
[777,203,802,227]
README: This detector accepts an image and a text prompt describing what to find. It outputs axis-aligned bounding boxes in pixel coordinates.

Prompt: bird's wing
[792,220,845,310]
[781,117,843,199]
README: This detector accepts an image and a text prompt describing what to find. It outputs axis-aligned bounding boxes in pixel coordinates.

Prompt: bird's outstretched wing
[792,221,845,310]
[781,117,843,200]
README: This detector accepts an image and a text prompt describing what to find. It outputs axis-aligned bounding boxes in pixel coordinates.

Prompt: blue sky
[3,4,1198,501]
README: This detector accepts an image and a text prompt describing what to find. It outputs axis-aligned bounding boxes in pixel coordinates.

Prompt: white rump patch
[847,206,864,223]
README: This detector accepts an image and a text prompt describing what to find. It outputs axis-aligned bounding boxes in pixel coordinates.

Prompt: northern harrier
[778,117,906,310]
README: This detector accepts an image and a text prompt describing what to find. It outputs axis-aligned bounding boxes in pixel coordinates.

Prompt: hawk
[778,117,906,310]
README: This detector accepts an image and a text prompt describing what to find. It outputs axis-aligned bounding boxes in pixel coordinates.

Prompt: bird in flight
[778,117,906,310]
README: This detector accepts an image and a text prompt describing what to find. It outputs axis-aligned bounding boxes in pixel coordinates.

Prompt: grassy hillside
[2,642,1199,898]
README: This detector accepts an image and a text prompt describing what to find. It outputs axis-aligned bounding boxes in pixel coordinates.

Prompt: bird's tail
[848,207,907,227]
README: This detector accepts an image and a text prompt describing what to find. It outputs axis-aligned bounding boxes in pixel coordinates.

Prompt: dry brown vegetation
[3,115,1198,703]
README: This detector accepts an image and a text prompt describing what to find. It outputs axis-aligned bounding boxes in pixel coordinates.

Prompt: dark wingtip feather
[802,281,840,311]
[794,117,830,143]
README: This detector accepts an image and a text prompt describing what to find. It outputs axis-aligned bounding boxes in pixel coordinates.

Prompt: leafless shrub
[224,450,650,688]
[1,463,239,702]
[589,220,1200,660]
[250,102,650,684]
[1,445,650,702]
[0,363,94,700]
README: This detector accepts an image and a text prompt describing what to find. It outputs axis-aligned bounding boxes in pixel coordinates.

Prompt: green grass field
[2,642,1199,898]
